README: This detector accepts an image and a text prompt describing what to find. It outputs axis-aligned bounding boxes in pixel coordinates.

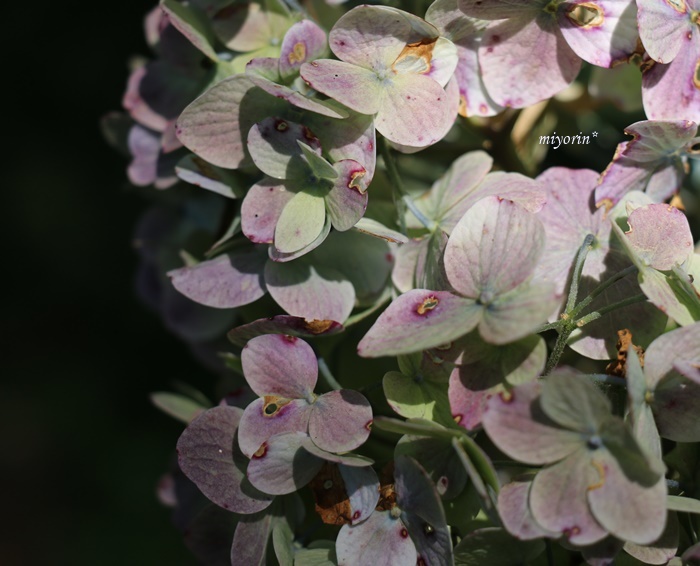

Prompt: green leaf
[275,191,326,253]
[160,0,219,61]
[452,437,499,523]
[272,521,295,566]
[383,371,454,427]
[298,141,338,181]
[667,495,700,515]
[372,416,464,440]
[150,392,206,424]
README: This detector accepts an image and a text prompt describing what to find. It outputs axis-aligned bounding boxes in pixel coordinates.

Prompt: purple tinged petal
[329,6,435,70]
[444,196,546,299]
[618,120,698,162]
[161,0,218,61]
[338,465,381,525]
[530,448,609,545]
[231,510,274,566]
[127,125,162,187]
[625,203,694,270]
[478,16,581,108]
[305,110,377,182]
[246,58,350,119]
[241,334,318,398]
[238,397,313,458]
[479,283,559,345]
[416,150,493,227]
[227,315,344,347]
[176,75,288,169]
[642,36,700,123]
[264,259,356,323]
[308,390,373,453]
[482,381,585,465]
[557,0,638,67]
[241,179,296,244]
[246,431,324,495]
[299,437,374,466]
[498,480,558,540]
[325,160,369,231]
[176,406,274,513]
[213,2,291,52]
[636,0,690,63]
[279,20,328,80]
[623,511,679,565]
[336,511,417,566]
[274,191,327,254]
[168,248,268,309]
[587,449,667,545]
[300,60,382,115]
[534,167,605,295]
[175,154,242,198]
[375,72,455,147]
[357,289,483,357]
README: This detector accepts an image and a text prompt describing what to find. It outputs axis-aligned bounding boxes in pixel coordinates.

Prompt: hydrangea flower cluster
[106,0,700,563]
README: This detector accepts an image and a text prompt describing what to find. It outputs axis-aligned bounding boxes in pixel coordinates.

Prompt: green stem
[575,294,648,328]
[380,137,407,235]
[563,234,595,313]
[317,357,342,391]
[569,264,638,320]
[543,327,572,376]
[545,539,555,566]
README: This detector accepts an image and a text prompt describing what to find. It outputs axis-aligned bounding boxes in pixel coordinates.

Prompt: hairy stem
[575,294,648,328]
[564,234,595,313]
[569,264,638,320]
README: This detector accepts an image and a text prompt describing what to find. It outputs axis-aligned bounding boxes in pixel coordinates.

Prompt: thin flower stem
[543,327,571,376]
[569,264,638,320]
[575,294,648,328]
[564,234,595,313]
[380,137,408,235]
[317,357,342,391]
[402,195,437,232]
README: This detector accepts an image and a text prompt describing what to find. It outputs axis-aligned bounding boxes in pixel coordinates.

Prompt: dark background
[3,2,203,564]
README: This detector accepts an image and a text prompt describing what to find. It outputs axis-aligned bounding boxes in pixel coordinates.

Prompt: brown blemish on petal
[453,414,463,424]
[416,295,439,315]
[563,526,581,538]
[596,197,614,213]
[392,37,437,75]
[275,120,289,132]
[566,2,605,28]
[365,420,373,431]
[665,0,687,13]
[499,390,514,403]
[400,528,409,538]
[348,169,367,193]
[588,459,606,490]
[304,319,335,334]
[253,442,268,458]
[309,462,353,525]
[288,42,307,65]
[262,395,292,417]
[458,95,468,118]
[282,334,298,343]
[694,59,700,90]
